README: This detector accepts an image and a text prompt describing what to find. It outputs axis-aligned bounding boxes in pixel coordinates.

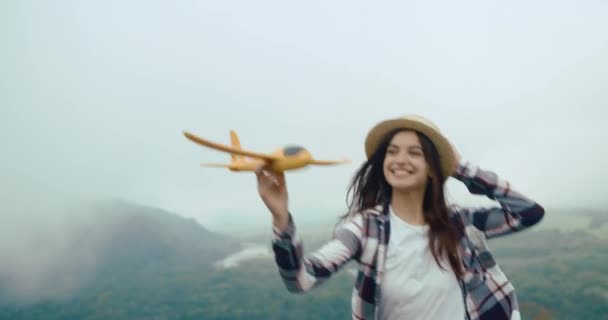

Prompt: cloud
[214,244,273,270]
[1,0,606,232]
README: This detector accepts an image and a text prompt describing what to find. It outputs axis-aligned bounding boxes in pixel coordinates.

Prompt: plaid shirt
[272,160,545,320]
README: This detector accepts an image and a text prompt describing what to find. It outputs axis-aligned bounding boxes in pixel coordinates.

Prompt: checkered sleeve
[271,213,364,293]
[452,160,545,239]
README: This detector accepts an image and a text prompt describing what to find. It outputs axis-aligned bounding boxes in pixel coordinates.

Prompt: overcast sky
[2,0,607,232]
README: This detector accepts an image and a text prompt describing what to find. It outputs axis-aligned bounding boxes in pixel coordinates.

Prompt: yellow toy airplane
[183,130,350,172]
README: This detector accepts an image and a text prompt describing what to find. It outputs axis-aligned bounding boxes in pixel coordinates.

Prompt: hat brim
[364,118,457,180]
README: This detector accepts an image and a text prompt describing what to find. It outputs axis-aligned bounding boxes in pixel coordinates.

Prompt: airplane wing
[183,131,278,161]
[310,158,351,165]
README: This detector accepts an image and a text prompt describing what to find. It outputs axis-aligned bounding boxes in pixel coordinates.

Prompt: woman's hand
[255,165,289,231]
[449,141,463,176]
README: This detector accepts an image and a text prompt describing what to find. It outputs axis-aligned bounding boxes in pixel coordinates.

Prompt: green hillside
[0,205,605,320]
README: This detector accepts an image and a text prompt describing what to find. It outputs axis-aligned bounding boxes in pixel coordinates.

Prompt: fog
[1,0,607,303]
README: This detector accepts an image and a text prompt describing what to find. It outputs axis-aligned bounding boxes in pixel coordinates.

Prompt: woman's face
[383,130,430,192]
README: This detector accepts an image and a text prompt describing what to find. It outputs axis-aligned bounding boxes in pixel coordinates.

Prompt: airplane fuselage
[267,146,313,171]
[228,146,313,172]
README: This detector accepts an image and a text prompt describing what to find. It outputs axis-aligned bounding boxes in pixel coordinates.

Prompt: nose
[393,150,410,165]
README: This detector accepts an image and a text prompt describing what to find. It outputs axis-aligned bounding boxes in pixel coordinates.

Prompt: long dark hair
[344,129,463,278]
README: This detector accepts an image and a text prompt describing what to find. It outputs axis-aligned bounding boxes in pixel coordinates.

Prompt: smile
[390,169,414,177]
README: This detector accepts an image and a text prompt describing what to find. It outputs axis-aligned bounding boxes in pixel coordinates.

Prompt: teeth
[392,170,410,176]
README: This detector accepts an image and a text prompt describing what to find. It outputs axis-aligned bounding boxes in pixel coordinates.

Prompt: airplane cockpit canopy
[283,146,305,156]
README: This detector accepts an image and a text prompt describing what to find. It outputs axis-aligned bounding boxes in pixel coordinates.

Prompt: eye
[409,149,423,157]
[387,147,398,155]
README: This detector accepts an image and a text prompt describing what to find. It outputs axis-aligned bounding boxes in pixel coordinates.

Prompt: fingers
[254,165,264,178]
[276,171,285,186]
[254,165,282,187]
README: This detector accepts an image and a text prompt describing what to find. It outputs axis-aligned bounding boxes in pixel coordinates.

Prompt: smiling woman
[383,131,433,199]
[255,114,545,320]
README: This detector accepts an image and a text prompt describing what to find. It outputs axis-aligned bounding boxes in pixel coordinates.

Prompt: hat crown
[364,114,456,180]
[398,114,441,132]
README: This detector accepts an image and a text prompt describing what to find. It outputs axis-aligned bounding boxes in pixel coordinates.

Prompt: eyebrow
[388,143,423,150]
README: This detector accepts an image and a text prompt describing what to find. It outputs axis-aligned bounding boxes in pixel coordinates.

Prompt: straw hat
[364,115,457,179]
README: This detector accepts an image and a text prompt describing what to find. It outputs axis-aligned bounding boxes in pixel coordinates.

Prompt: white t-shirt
[377,207,466,320]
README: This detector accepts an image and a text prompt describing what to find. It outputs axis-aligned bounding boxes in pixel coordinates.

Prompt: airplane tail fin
[201,162,256,172]
[310,158,351,165]
[199,131,252,171]
[201,163,239,172]
[230,130,243,163]
[201,163,234,168]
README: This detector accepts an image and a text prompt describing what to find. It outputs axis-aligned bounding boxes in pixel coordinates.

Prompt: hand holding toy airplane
[183,130,350,172]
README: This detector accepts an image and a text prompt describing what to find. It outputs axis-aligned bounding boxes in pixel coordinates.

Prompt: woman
[255,115,545,320]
